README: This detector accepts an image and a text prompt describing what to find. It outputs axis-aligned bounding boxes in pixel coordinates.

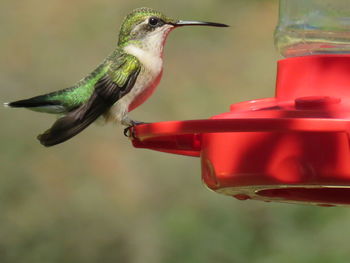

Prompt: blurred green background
[2,0,350,262]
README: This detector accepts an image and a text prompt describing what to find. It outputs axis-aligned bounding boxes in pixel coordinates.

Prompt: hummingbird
[5,7,228,147]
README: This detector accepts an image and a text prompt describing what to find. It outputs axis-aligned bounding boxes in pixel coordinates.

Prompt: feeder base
[216,185,350,207]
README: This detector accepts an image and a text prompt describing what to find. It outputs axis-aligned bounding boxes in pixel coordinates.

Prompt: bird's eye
[149,17,160,26]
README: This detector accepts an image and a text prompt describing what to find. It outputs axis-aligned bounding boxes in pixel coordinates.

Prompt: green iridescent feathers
[118,7,175,46]
[49,64,109,110]
[108,52,140,86]
[51,51,140,110]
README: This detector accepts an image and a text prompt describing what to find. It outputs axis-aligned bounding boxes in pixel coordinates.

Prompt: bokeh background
[2,0,350,262]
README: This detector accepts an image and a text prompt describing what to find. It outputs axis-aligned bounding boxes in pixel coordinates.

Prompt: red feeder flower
[130,0,350,206]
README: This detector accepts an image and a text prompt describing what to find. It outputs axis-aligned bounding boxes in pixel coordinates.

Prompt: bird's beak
[172,20,229,28]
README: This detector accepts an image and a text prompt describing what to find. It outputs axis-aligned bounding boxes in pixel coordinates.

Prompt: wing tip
[37,132,52,147]
[37,131,62,147]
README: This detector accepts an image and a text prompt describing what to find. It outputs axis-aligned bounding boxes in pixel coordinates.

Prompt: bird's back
[49,63,109,111]
[6,61,110,114]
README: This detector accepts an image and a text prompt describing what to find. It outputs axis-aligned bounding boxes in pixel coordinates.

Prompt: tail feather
[6,95,61,108]
[5,95,67,114]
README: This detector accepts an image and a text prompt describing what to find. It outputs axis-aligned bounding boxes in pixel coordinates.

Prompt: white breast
[107,45,163,124]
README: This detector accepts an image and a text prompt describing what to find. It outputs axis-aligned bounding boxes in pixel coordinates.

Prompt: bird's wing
[38,55,141,147]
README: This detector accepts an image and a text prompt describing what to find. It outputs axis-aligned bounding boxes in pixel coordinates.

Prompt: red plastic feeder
[130,55,350,206]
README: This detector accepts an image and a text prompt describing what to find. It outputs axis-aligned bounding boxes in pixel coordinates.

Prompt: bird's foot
[123,120,148,138]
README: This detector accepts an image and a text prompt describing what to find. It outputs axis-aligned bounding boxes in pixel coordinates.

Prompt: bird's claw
[123,121,147,138]
[123,126,135,138]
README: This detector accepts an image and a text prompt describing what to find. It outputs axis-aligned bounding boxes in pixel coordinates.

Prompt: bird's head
[118,7,228,52]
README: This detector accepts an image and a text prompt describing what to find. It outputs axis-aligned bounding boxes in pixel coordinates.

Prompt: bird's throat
[124,44,163,75]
